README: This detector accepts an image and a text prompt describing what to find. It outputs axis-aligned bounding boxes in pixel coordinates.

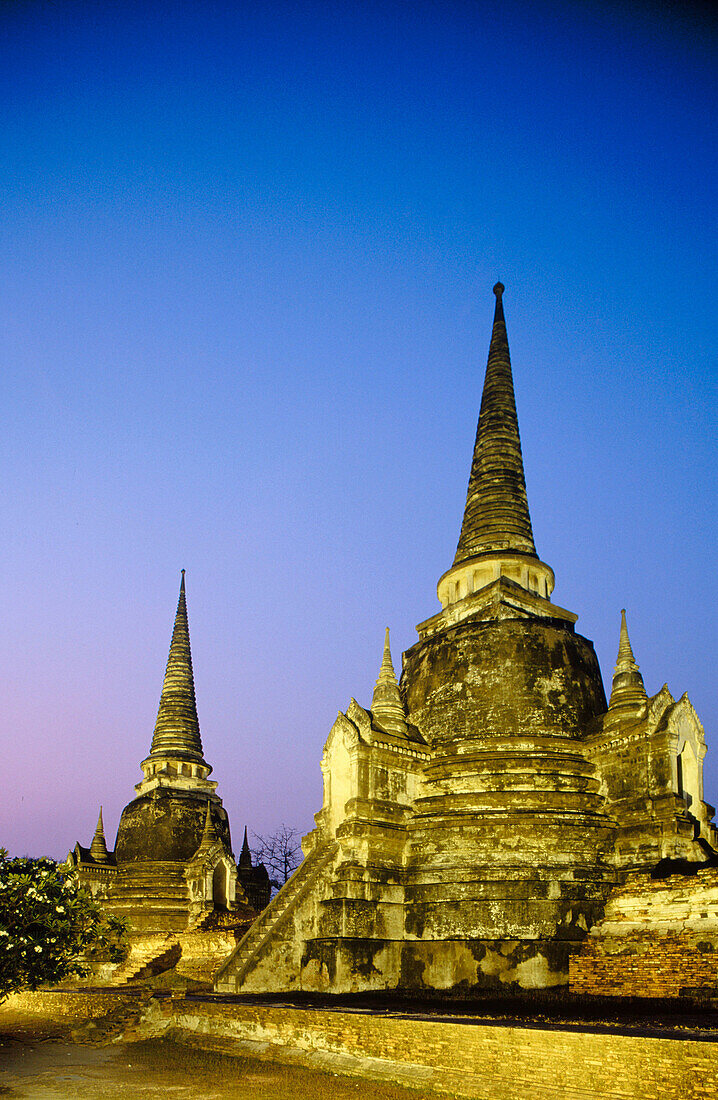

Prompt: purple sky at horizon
[1,0,716,861]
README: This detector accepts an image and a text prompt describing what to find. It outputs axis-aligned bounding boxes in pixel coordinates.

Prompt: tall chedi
[114,571,230,861]
[109,571,239,931]
[216,283,714,998]
[217,285,615,996]
[401,283,615,987]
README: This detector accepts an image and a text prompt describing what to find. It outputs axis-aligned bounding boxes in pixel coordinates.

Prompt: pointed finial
[90,806,109,863]
[493,281,504,297]
[239,825,252,869]
[609,608,647,713]
[381,627,392,670]
[371,628,408,736]
[616,609,632,661]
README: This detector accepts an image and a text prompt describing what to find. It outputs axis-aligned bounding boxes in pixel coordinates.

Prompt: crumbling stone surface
[570,867,718,997]
[402,617,607,742]
[214,288,716,997]
[115,790,232,864]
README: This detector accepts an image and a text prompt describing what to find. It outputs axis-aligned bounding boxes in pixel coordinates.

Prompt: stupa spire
[89,807,109,863]
[454,283,537,564]
[148,571,206,763]
[608,609,647,713]
[239,826,252,870]
[425,285,566,637]
[371,628,407,736]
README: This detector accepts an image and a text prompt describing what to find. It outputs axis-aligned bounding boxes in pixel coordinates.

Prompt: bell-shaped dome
[114,788,232,864]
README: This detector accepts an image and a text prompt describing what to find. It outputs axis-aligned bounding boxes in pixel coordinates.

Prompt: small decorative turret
[135,572,218,797]
[89,807,110,863]
[371,628,408,736]
[195,801,219,854]
[608,609,648,714]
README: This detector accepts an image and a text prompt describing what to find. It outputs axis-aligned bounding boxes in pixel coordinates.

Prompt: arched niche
[212,861,229,909]
[677,740,699,810]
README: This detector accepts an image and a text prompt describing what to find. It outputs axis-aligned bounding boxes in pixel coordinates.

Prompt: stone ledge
[3,992,717,1098]
[159,999,717,1100]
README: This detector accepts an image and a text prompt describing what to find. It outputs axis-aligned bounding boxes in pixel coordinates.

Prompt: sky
[1,0,716,860]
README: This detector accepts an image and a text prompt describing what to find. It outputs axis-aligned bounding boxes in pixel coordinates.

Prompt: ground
[0,1014,440,1100]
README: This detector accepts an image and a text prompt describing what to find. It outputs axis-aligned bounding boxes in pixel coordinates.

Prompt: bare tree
[251,825,302,891]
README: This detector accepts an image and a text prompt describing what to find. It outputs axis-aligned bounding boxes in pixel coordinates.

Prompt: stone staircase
[214,842,337,992]
[175,954,227,985]
[110,934,182,985]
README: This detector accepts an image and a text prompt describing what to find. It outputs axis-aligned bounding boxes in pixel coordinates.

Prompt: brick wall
[570,934,718,998]
[569,868,718,998]
[163,999,717,1100]
[3,990,716,1098]
[1,989,145,1024]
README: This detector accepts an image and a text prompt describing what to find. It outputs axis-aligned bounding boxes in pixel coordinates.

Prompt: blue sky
[1,0,716,858]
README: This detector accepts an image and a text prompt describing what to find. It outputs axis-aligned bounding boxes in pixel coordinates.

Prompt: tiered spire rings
[454,282,536,562]
[608,609,648,714]
[434,285,556,615]
[135,572,218,797]
[371,628,408,736]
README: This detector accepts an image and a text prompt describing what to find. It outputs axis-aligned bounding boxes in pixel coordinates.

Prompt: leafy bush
[0,847,126,999]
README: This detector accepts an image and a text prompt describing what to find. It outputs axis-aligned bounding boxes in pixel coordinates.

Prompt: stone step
[111,938,181,985]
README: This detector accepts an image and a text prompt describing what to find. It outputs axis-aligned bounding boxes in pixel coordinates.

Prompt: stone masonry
[67,572,270,937]
[216,284,716,997]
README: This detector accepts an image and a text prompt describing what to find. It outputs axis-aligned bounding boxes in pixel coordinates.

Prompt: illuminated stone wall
[158,998,718,1099]
[570,868,718,997]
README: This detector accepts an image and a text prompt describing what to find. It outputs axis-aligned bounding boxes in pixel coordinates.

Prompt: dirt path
[0,1036,434,1100]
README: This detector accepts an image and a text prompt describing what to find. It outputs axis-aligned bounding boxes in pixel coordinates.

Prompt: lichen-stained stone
[115,790,232,864]
[585,676,717,869]
[400,612,616,956]
[402,617,607,744]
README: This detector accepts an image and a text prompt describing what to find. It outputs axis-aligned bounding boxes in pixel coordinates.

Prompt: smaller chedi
[67,571,270,932]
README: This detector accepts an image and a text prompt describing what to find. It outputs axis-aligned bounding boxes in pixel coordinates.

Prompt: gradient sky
[1,0,716,860]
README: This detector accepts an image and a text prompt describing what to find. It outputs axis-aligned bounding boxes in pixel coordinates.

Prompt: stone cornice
[417,574,576,639]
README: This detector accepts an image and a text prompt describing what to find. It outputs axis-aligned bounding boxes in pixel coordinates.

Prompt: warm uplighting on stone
[215,284,716,998]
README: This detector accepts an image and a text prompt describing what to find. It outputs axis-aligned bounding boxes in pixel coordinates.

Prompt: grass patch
[128,1037,441,1099]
